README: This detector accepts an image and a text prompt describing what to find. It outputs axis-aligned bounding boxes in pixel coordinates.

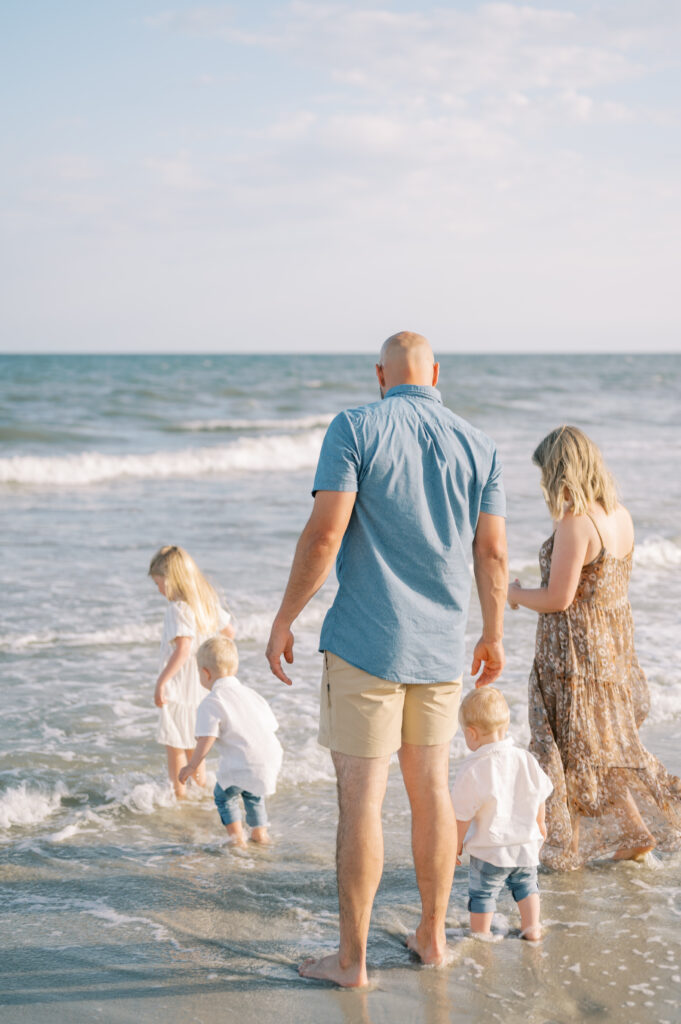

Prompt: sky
[1,1,680,353]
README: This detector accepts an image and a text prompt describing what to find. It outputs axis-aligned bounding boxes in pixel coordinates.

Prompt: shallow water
[1,353,680,1022]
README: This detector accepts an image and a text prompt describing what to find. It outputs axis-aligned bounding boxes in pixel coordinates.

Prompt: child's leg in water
[243,792,270,844]
[166,746,189,798]
[225,821,247,848]
[470,912,494,935]
[184,748,206,787]
[517,894,541,941]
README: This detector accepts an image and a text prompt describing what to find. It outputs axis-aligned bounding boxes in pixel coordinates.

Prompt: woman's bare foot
[613,841,655,862]
[405,930,450,966]
[250,826,271,844]
[299,952,367,988]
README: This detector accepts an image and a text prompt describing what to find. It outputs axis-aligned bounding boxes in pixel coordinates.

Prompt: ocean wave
[176,414,334,433]
[0,622,159,653]
[0,430,325,486]
[0,782,66,831]
[634,538,681,568]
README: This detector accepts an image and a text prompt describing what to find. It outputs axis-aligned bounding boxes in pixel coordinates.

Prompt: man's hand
[266,618,295,686]
[471,637,504,687]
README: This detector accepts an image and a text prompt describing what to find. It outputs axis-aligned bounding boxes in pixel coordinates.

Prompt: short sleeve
[480,448,506,517]
[312,412,360,496]
[527,752,554,802]
[217,605,232,630]
[195,695,222,739]
[451,765,482,821]
[168,601,196,640]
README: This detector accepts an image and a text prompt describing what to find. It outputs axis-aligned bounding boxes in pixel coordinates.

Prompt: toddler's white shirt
[195,676,283,796]
[451,737,553,867]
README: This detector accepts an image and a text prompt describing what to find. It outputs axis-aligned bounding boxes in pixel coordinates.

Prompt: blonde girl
[509,426,681,868]
[149,545,235,798]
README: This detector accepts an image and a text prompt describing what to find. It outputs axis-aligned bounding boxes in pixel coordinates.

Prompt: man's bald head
[376,331,439,395]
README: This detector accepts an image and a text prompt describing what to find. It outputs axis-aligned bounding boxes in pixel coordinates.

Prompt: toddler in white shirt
[451,687,553,941]
[179,634,283,848]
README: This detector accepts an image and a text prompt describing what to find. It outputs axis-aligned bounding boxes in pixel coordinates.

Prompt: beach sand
[2,724,680,1024]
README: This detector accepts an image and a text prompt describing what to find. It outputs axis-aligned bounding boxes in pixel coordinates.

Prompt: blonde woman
[149,546,234,798]
[509,426,681,869]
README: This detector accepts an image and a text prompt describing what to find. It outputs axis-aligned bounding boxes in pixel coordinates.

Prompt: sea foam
[0,430,325,486]
[0,782,66,831]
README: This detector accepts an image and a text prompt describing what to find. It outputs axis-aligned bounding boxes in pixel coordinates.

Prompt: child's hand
[154,681,166,707]
[178,765,192,785]
[508,579,522,610]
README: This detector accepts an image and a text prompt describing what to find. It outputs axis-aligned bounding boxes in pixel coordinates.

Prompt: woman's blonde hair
[197,635,239,677]
[148,545,220,635]
[532,425,618,521]
[459,687,510,733]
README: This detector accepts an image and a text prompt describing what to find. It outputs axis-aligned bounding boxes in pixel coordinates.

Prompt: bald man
[266,332,507,986]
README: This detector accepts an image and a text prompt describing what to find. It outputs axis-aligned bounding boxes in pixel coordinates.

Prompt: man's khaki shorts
[318,651,463,758]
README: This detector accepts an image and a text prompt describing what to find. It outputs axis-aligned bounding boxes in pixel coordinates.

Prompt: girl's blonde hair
[459,687,510,733]
[148,545,220,635]
[532,425,618,521]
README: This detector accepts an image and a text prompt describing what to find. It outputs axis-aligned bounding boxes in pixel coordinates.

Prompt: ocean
[1,352,681,1023]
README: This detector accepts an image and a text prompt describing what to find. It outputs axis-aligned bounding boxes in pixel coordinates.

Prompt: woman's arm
[154,635,193,707]
[508,514,591,614]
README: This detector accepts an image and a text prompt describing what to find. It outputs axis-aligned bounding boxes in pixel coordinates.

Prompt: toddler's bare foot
[225,822,246,849]
[520,927,542,942]
[299,952,367,988]
[250,827,271,844]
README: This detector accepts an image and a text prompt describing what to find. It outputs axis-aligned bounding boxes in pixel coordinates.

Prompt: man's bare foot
[250,827,271,844]
[613,841,655,862]
[298,952,367,988]
[405,930,450,966]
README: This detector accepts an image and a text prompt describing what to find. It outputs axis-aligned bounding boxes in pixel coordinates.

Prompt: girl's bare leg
[166,746,189,798]
[184,748,206,787]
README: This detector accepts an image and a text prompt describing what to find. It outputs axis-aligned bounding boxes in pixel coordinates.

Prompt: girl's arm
[178,736,216,784]
[508,514,592,614]
[154,636,193,707]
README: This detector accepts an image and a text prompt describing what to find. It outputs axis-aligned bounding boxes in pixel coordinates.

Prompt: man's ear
[375,363,386,389]
[432,362,440,386]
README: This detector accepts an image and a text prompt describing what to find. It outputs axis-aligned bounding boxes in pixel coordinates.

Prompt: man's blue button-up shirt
[312,384,506,683]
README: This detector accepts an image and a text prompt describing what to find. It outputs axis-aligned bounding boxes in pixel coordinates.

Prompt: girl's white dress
[156,600,231,749]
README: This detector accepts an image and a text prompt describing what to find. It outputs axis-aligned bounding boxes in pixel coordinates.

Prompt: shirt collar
[464,736,514,762]
[384,384,442,404]
[212,675,240,690]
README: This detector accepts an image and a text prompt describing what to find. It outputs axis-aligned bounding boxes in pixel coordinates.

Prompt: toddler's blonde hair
[532,425,618,521]
[197,634,239,678]
[459,687,510,733]
[148,545,220,635]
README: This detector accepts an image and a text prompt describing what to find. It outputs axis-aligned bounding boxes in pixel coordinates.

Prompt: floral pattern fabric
[529,531,681,869]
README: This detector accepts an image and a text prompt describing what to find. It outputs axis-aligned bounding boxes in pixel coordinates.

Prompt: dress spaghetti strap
[585,512,604,549]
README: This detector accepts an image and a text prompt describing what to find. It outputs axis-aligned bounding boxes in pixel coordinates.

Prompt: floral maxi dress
[528,525,681,869]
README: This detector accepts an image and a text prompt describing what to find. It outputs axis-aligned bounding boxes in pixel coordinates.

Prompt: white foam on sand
[0,782,67,831]
[0,430,325,486]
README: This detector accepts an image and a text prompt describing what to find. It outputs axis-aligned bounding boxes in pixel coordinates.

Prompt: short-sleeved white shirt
[451,737,553,867]
[194,676,283,796]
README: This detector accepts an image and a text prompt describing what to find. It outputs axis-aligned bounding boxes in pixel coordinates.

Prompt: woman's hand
[508,579,522,609]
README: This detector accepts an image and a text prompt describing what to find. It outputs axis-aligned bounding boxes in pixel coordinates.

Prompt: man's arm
[471,511,508,687]
[266,490,357,686]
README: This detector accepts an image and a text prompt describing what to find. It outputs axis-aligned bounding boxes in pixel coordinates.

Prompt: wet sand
[2,725,681,1024]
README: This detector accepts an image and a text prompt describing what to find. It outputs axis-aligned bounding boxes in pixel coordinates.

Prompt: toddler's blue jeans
[214,782,267,828]
[468,855,538,913]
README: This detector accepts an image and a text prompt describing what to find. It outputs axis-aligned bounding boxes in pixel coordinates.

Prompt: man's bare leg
[399,741,456,965]
[299,751,390,987]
